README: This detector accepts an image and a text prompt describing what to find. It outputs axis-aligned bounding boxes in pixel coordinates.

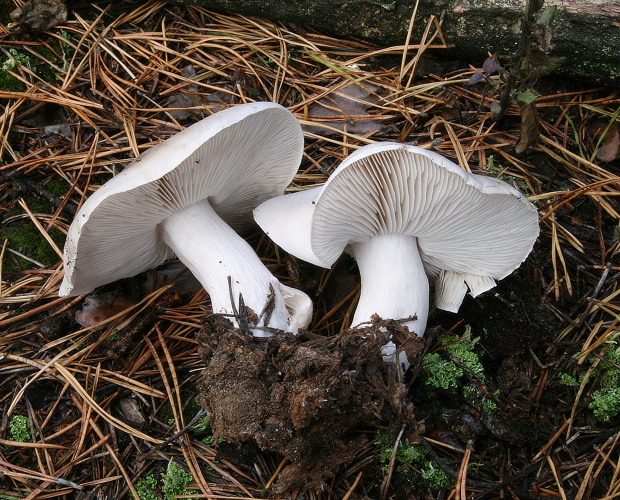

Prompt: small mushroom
[60,102,312,334]
[254,142,539,363]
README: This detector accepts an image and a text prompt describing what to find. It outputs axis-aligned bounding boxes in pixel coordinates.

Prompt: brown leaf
[163,65,237,120]
[118,398,146,426]
[302,82,383,136]
[75,294,135,330]
[515,101,540,154]
[592,122,620,163]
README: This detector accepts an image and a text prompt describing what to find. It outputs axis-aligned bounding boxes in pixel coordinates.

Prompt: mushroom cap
[60,102,304,296]
[254,142,539,310]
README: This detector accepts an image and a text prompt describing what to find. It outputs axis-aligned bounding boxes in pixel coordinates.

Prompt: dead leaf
[515,101,540,154]
[75,294,135,329]
[467,72,485,86]
[591,122,620,163]
[10,0,67,32]
[143,261,201,294]
[302,82,383,136]
[482,55,500,75]
[441,92,459,121]
[164,65,234,120]
[118,398,145,426]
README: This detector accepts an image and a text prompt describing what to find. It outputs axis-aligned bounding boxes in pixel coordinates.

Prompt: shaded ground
[0,1,619,499]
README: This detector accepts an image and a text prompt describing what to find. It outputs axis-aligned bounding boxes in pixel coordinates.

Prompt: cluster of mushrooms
[60,102,540,368]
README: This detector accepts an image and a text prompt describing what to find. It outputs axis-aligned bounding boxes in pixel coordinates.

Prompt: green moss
[464,385,499,413]
[0,71,25,92]
[0,224,60,270]
[443,330,486,381]
[0,199,65,274]
[422,328,486,390]
[0,49,27,92]
[162,461,196,498]
[132,462,197,500]
[133,474,158,500]
[421,461,450,490]
[589,387,620,423]
[45,179,68,197]
[27,197,55,214]
[563,337,620,423]
[9,415,31,442]
[421,327,499,414]
[191,414,210,433]
[0,32,75,91]
[33,31,74,80]
[558,372,580,387]
[201,435,226,447]
[376,433,427,467]
[587,341,620,423]
[574,59,620,82]
[422,353,463,390]
[376,432,452,492]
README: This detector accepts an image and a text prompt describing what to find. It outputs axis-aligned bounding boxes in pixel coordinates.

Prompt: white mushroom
[254,142,539,363]
[60,102,312,334]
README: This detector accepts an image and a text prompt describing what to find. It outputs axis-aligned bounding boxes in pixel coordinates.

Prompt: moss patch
[1,198,65,275]
[0,30,74,92]
[0,222,63,273]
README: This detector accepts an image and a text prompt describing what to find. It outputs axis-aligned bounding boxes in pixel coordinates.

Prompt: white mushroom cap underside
[312,142,539,279]
[61,102,303,296]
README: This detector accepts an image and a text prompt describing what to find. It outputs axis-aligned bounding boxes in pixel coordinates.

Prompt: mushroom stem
[159,199,295,335]
[350,234,429,363]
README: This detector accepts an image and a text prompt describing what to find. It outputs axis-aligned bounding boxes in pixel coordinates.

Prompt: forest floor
[1,1,619,499]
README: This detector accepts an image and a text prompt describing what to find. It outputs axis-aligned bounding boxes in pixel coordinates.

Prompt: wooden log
[170,0,620,84]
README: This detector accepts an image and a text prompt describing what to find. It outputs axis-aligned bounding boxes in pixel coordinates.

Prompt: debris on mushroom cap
[60,102,304,298]
[254,142,540,313]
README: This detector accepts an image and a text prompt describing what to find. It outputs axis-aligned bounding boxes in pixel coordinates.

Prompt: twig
[137,409,207,460]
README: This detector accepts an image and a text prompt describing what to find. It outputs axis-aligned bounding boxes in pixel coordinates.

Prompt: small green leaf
[517,88,541,104]
[540,55,567,75]
[536,5,559,25]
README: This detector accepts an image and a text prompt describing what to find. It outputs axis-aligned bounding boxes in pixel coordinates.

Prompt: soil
[196,314,426,492]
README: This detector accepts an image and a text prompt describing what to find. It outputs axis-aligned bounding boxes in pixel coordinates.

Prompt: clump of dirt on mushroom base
[196,314,427,492]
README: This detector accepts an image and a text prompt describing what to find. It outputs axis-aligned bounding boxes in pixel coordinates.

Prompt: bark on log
[170,0,620,85]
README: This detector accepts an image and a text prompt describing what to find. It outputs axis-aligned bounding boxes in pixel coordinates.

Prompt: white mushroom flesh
[350,233,428,335]
[160,199,295,334]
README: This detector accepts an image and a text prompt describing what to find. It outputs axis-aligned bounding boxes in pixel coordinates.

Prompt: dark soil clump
[196,314,426,492]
